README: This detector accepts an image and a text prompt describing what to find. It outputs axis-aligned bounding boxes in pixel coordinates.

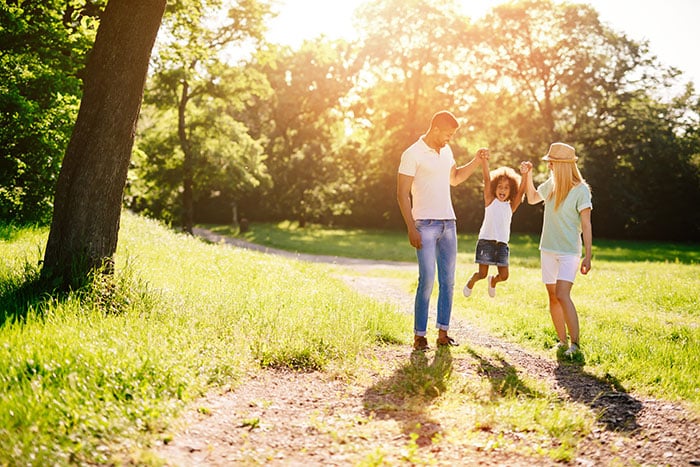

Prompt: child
[463,156,527,298]
[522,142,593,358]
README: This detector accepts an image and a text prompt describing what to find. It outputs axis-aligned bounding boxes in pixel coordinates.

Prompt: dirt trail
[153,230,700,466]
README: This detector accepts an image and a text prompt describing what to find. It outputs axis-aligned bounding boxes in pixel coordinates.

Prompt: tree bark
[42,0,166,289]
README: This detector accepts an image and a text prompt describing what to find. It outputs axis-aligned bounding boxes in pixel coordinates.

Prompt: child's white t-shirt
[478,199,512,243]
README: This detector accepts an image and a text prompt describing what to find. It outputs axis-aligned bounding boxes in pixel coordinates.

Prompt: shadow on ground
[554,356,642,432]
[362,346,453,447]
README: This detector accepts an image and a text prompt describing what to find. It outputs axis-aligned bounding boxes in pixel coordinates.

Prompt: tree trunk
[42,0,166,289]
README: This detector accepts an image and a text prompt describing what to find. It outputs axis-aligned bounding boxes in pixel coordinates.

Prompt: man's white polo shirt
[398,136,456,220]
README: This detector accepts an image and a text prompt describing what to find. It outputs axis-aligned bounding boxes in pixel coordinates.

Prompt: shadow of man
[362,346,453,447]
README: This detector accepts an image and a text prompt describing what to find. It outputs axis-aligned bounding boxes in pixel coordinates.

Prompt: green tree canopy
[0,0,102,223]
[131,0,273,232]
[236,38,360,225]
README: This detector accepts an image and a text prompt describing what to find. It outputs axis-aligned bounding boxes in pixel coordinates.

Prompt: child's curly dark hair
[489,167,522,202]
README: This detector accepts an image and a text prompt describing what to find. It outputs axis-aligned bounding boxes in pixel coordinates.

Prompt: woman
[522,143,592,357]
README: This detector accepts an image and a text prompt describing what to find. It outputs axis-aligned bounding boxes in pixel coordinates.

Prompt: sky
[266,0,699,86]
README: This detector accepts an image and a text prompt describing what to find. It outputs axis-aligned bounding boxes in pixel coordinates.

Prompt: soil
[152,230,700,466]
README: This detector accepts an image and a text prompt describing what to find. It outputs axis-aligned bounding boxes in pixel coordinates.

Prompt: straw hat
[542,142,577,162]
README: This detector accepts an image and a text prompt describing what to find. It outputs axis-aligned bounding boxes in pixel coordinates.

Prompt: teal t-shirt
[537,178,592,255]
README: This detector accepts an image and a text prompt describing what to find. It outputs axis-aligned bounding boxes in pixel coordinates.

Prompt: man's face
[435,126,457,149]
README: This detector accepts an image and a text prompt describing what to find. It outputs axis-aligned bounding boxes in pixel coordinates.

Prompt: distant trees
[344,0,700,239]
[4,0,699,242]
[238,39,360,226]
[130,0,272,233]
[582,87,700,240]
[467,0,700,239]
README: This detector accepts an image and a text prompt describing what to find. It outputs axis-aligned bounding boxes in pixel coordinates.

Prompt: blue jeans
[414,219,457,336]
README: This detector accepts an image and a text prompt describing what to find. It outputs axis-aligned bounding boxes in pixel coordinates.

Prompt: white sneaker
[554,341,568,351]
[463,283,473,297]
[487,275,496,298]
[564,343,580,358]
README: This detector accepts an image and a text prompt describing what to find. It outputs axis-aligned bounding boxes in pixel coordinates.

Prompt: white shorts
[540,251,579,284]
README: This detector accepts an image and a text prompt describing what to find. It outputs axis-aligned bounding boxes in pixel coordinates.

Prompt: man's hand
[408,227,422,249]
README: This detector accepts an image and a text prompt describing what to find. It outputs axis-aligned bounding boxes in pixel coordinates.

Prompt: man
[397,110,488,351]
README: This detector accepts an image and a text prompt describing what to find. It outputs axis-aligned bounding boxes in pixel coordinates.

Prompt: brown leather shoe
[413,336,429,351]
[436,335,459,347]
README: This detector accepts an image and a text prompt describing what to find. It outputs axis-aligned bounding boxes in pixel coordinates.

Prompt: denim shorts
[475,239,509,267]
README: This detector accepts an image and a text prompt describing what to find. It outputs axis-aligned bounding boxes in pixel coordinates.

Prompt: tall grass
[0,213,409,465]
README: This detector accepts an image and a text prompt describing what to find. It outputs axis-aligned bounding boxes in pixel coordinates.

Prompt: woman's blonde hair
[548,161,589,209]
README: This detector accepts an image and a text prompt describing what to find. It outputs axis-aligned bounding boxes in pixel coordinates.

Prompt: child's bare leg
[467,264,489,289]
[491,266,510,288]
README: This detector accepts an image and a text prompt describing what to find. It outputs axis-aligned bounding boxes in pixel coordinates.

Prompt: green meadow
[1,213,698,465]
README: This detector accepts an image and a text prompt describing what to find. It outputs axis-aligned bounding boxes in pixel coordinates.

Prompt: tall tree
[147,0,272,234]
[42,0,166,289]
[582,86,700,241]
[470,0,700,239]
[130,73,270,226]
[239,39,359,225]
[470,0,653,149]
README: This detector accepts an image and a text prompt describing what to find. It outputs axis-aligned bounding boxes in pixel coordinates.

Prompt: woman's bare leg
[555,280,579,344]
[545,283,568,344]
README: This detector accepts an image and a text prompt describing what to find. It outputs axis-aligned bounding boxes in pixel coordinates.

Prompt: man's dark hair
[431,110,459,129]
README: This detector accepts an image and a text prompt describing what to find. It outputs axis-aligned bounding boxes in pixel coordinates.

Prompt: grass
[208,220,700,265]
[1,214,698,464]
[210,220,700,408]
[0,213,408,465]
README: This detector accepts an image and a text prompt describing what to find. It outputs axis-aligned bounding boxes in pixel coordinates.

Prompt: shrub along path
[152,230,700,466]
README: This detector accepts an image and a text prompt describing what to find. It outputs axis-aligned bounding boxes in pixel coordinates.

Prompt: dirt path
[153,230,700,466]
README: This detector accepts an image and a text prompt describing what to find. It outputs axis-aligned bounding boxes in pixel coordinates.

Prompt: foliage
[457,0,700,238]
[4,0,700,241]
[0,1,103,224]
[235,39,361,225]
[581,86,700,240]
[129,0,273,232]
